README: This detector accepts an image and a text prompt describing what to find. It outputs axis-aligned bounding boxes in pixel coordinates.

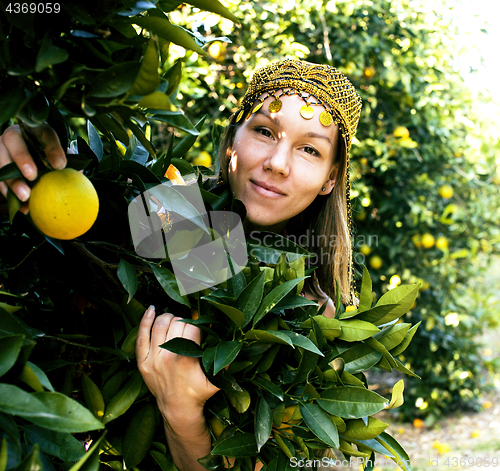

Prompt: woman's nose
[263,141,290,176]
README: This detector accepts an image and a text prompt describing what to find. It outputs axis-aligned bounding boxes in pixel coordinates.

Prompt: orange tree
[168,0,500,421]
[0,1,424,470]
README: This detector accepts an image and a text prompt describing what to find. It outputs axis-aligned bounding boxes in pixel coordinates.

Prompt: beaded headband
[235,59,362,154]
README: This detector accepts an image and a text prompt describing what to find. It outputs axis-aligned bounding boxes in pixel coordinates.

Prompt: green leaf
[244,330,293,347]
[117,259,138,303]
[88,62,141,97]
[247,232,311,264]
[151,111,200,135]
[357,304,399,324]
[299,403,339,448]
[214,341,242,375]
[0,335,24,377]
[357,266,373,312]
[227,389,251,414]
[172,115,207,158]
[148,185,207,232]
[6,189,22,224]
[211,433,258,457]
[373,284,420,325]
[23,425,85,461]
[36,36,69,72]
[0,384,104,432]
[0,80,24,126]
[0,306,33,338]
[317,386,388,419]
[0,163,22,182]
[103,371,143,424]
[68,432,107,471]
[342,417,388,440]
[339,344,382,374]
[34,391,105,432]
[252,277,307,327]
[184,0,239,23]
[281,331,324,356]
[150,450,177,471]
[250,376,284,401]
[387,379,405,409]
[204,299,245,329]
[338,320,380,342]
[0,437,7,471]
[254,396,272,452]
[375,432,412,471]
[123,403,157,468]
[132,16,206,55]
[236,271,266,326]
[302,316,341,341]
[159,338,202,357]
[363,338,397,369]
[390,321,421,356]
[152,266,190,307]
[15,444,42,471]
[82,374,105,421]
[87,121,103,161]
[374,323,411,350]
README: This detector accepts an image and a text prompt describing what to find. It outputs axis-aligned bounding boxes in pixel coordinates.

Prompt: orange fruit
[369,255,382,270]
[438,184,454,199]
[421,233,435,249]
[165,164,185,185]
[29,169,99,240]
[192,151,212,167]
[411,234,422,248]
[393,126,410,139]
[435,236,449,250]
[413,418,424,428]
[359,244,371,256]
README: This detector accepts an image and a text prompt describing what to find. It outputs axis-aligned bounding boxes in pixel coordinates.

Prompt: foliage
[167,0,500,421]
[0,1,423,471]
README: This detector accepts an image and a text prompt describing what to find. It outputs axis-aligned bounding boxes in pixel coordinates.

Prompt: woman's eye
[256,127,273,138]
[303,146,319,156]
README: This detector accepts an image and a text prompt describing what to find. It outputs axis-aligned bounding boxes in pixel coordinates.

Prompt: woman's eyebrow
[303,132,332,146]
[255,107,280,126]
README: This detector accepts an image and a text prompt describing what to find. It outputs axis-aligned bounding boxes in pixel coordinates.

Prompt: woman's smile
[250,179,287,198]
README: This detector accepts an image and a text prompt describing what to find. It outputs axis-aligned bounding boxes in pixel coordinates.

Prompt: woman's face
[228,94,339,232]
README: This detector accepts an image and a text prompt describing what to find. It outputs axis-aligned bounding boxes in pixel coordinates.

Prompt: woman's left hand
[136,306,219,471]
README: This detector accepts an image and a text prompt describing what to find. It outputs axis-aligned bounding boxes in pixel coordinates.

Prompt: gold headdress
[235,59,362,154]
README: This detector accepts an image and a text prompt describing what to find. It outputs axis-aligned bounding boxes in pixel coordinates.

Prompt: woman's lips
[250,180,286,198]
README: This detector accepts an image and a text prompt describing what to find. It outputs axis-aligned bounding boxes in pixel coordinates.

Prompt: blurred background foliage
[160,0,500,422]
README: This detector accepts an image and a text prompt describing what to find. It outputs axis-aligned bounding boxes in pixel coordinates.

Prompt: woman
[0,59,362,470]
[136,60,362,471]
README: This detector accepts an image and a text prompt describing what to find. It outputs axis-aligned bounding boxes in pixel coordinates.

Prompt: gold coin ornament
[268,99,282,113]
[300,105,314,119]
[319,110,333,126]
[252,101,263,113]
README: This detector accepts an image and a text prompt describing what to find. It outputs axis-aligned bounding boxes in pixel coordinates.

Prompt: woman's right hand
[0,124,67,207]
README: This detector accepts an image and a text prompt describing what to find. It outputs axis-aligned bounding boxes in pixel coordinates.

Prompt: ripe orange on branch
[29,168,99,240]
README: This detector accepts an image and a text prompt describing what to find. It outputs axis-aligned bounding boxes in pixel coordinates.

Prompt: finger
[150,312,175,350]
[1,127,38,181]
[164,316,189,343]
[182,323,202,345]
[136,305,156,363]
[31,124,66,170]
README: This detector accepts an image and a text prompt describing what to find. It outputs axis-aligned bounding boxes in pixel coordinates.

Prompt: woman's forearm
[162,404,213,471]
